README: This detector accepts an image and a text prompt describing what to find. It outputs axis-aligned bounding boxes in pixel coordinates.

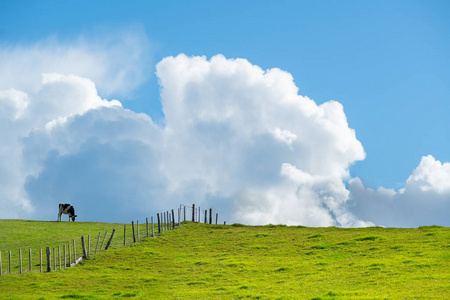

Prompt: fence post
[95,232,101,253]
[100,231,108,251]
[184,206,186,222]
[192,204,195,222]
[152,216,154,237]
[46,247,51,272]
[199,207,201,222]
[171,209,175,229]
[216,213,218,225]
[205,210,207,224]
[157,213,161,233]
[40,248,43,272]
[209,209,212,224]
[81,236,87,258]
[132,221,136,243]
[58,246,61,269]
[73,240,76,262]
[124,224,126,246]
[29,248,32,272]
[19,248,22,274]
[105,229,116,250]
[178,208,181,226]
[146,217,149,238]
[63,245,66,269]
[8,251,11,274]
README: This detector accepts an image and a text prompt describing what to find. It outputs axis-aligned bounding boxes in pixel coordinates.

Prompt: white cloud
[0,26,151,98]
[156,54,367,226]
[348,155,450,227]
[1,36,448,227]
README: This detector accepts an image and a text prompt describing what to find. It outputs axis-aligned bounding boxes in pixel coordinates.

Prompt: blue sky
[0,1,449,226]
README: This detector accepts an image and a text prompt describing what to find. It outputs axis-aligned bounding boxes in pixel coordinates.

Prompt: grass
[0,220,449,299]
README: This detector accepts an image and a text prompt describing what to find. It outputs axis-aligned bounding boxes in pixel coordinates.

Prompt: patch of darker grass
[121,291,138,298]
[60,294,95,299]
[187,281,206,285]
[307,234,324,239]
[231,223,245,227]
[311,243,332,250]
[255,233,269,238]
[355,236,383,242]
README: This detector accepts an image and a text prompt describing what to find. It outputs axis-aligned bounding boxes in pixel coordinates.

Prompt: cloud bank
[0,36,449,227]
[348,155,450,227]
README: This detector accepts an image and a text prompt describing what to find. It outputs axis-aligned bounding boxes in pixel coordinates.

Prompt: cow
[58,203,77,221]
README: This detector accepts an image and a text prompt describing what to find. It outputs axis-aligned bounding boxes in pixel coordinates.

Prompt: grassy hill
[0,220,449,299]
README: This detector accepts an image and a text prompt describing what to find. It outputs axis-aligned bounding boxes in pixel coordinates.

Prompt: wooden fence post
[81,236,87,258]
[19,248,22,274]
[216,213,218,225]
[167,212,170,230]
[132,221,136,243]
[96,232,101,253]
[178,208,181,226]
[29,248,32,272]
[199,207,201,222]
[184,206,186,222]
[146,217,149,238]
[124,224,126,246]
[100,231,108,251]
[157,213,161,233]
[8,251,11,274]
[151,216,154,237]
[58,246,61,269]
[46,247,51,272]
[205,210,207,224]
[105,229,116,250]
[172,209,175,229]
[73,240,76,262]
[192,204,195,222]
[209,209,212,224]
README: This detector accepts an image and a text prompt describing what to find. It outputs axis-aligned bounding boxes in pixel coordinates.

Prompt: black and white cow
[58,203,77,221]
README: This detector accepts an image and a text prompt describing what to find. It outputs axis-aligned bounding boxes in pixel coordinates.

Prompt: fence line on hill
[0,204,223,276]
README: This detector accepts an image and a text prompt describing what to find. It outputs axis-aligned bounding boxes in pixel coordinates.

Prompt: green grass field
[0,220,449,299]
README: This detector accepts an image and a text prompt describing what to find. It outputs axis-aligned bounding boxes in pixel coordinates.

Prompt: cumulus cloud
[348,155,450,227]
[1,36,448,227]
[156,54,368,226]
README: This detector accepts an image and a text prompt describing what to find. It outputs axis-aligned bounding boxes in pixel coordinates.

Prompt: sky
[0,0,449,227]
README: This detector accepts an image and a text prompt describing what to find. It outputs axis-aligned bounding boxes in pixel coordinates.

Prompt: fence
[179,204,222,225]
[0,204,222,275]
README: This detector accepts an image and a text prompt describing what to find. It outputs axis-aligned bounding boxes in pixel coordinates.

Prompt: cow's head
[71,214,77,222]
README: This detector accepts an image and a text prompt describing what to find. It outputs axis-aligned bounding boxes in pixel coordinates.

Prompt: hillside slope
[0,221,449,299]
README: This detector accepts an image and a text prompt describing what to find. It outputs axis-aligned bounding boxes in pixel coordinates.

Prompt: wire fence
[0,204,223,275]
